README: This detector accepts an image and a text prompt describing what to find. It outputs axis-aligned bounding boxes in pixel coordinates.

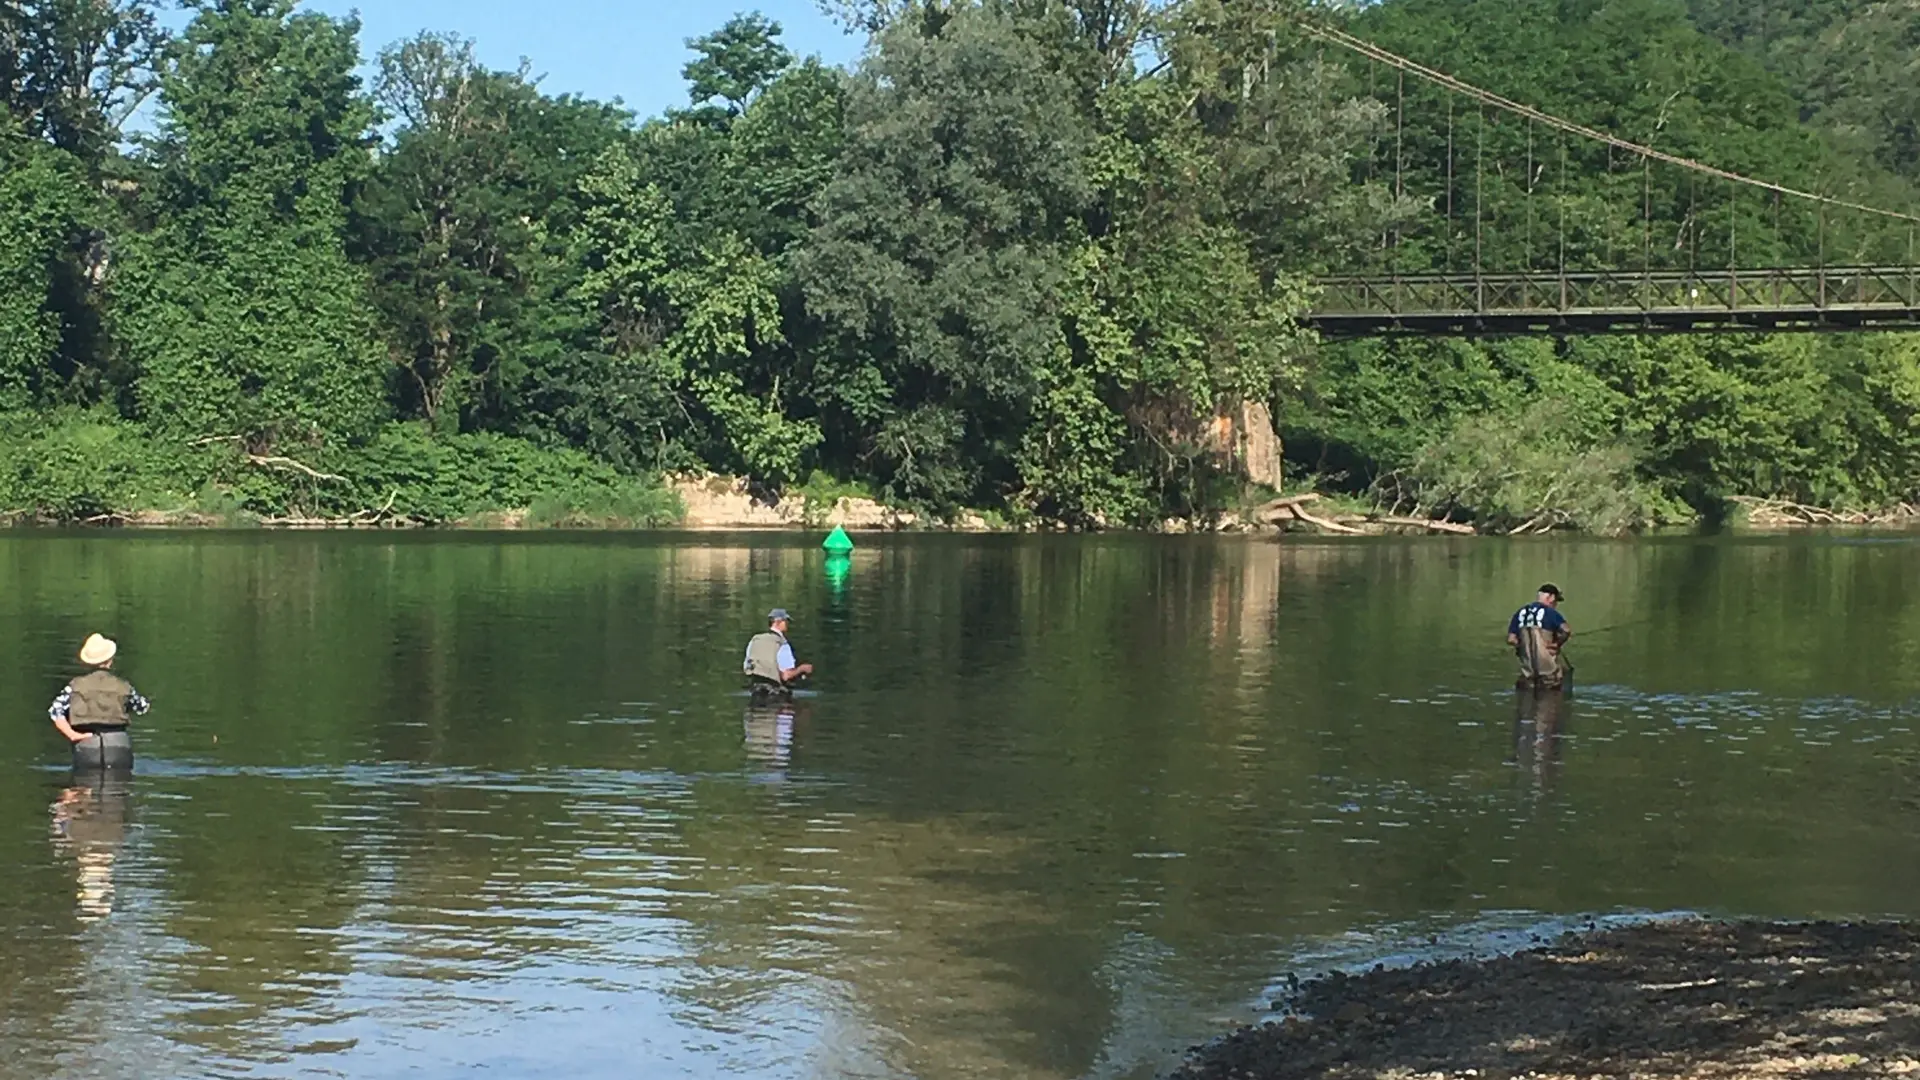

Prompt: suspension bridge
[1298,23,1920,338]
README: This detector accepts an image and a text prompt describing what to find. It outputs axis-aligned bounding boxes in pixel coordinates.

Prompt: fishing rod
[1572,616,1655,638]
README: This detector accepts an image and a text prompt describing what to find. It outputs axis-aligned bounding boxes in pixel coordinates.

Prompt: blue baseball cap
[768,608,792,622]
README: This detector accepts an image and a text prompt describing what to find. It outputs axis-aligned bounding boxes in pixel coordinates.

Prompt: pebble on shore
[1172,919,1920,1080]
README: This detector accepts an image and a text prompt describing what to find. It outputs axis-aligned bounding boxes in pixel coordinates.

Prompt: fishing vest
[743,631,788,683]
[67,670,134,728]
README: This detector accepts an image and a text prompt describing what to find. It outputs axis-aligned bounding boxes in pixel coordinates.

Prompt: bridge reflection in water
[1306,265,1920,336]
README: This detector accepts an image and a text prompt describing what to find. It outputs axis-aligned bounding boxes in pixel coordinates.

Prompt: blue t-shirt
[1508,602,1567,636]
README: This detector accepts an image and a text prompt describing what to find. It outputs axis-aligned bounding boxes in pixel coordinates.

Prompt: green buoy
[824,552,852,592]
[823,525,854,554]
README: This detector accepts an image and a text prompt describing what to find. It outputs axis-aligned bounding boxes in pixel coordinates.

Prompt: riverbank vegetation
[4,0,1918,530]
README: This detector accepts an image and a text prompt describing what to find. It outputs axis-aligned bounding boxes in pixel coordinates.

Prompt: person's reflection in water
[743,698,804,774]
[1508,686,1568,795]
[49,776,132,923]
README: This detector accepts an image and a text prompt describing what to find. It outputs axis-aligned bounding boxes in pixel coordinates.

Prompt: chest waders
[1514,627,1569,690]
[66,670,135,771]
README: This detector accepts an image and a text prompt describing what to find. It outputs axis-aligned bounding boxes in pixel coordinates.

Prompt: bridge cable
[1394,68,1405,262]
[1526,119,1535,270]
[1603,143,1613,270]
[1689,171,1697,274]
[1445,96,1455,272]
[1559,133,1568,276]
[1642,154,1652,276]
[1298,21,1920,225]
[1474,106,1484,274]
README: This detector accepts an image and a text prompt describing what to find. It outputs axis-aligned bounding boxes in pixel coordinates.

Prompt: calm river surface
[3,532,1919,1079]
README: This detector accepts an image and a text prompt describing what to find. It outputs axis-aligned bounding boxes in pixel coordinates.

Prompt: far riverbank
[10,471,1920,536]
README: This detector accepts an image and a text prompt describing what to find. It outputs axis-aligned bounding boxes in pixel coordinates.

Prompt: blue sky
[300,0,863,120]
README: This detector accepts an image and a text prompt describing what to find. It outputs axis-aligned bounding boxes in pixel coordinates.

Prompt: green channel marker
[823,525,854,553]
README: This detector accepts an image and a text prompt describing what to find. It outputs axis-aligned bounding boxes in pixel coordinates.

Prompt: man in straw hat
[743,608,811,699]
[50,634,150,770]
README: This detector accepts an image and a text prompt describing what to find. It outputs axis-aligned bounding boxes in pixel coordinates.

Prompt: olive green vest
[68,670,133,728]
[744,631,788,682]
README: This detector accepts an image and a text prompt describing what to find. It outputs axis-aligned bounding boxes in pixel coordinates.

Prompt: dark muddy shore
[1173,920,1920,1080]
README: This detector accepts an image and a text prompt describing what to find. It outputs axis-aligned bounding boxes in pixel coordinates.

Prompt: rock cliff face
[671,474,956,530]
[1198,400,1286,492]
[1236,401,1285,491]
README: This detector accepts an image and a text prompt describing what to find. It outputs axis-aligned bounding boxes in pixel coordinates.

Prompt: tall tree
[0,136,88,411]
[356,34,630,431]
[797,3,1096,509]
[682,12,792,116]
[0,0,166,161]
[116,0,385,449]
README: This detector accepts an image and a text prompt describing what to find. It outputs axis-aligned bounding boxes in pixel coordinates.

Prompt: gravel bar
[1172,920,1920,1079]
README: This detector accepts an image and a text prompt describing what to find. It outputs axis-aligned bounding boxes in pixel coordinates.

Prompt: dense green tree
[1688,0,1920,181]
[355,33,630,432]
[797,3,1097,510]
[0,137,88,411]
[115,0,386,449]
[0,0,166,412]
[1,0,166,160]
[682,12,792,116]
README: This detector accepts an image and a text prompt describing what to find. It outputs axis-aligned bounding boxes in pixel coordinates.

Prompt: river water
[1,532,1917,1079]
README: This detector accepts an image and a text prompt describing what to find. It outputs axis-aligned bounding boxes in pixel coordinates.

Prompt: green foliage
[1688,0,1920,180]
[0,140,87,411]
[1,0,168,160]
[797,3,1095,509]
[355,34,633,430]
[327,424,682,525]
[117,0,386,449]
[1379,403,1674,535]
[1286,0,1920,527]
[9,0,1920,532]
[0,415,682,526]
[0,409,208,520]
[682,13,793,113]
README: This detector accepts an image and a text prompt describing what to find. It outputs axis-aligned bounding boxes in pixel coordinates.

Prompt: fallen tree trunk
[1376,514,1476,535]
[1290,505,1365,534]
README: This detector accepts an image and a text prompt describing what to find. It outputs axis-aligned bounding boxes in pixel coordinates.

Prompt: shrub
[0,410,212,521]
[1376,403,1679,536]
[325,424,681,525]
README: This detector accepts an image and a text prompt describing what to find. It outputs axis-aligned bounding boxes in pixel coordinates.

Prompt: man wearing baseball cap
[50,634,150,770]
[743,608,812,698]
[1507,584,1572,689]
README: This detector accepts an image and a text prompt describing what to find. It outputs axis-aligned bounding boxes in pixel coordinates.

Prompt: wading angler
[49,634,150,771]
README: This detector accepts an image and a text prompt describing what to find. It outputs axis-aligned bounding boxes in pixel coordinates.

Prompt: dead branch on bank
[1253,493,1361,534]
[188,435,346,484]
[1730,496,1920,527]
[244,454,346,483]
[1375,514,1476,535]
[259,491,417,529]
[1253,494,1474,536]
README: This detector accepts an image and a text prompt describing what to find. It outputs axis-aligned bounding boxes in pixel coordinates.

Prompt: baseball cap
[768,608,792,622]
[1538,583,1564,600]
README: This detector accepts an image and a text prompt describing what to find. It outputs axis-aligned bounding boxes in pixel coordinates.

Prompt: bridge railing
[1308,266,1920,335]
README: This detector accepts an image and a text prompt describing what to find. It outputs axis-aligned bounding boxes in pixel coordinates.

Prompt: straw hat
[78,634,117,667]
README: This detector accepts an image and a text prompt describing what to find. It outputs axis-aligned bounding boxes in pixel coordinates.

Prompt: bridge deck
[1305,266,1920,336]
